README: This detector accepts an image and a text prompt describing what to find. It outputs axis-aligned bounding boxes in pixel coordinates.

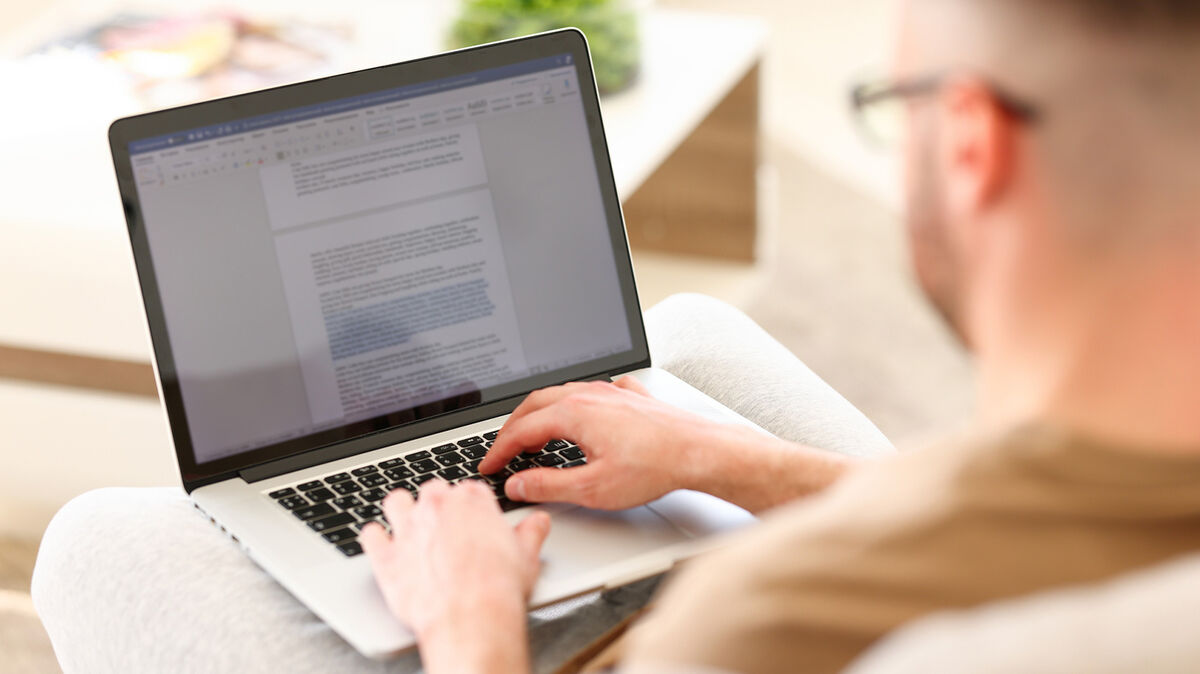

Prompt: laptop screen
[123,49,636,467]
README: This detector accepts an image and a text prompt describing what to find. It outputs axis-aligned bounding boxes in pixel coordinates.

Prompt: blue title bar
[129,53,573,154]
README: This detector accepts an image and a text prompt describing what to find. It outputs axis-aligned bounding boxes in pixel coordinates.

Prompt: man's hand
[481,377,857,514]
[479,377,723,510]
[361,481,550,673]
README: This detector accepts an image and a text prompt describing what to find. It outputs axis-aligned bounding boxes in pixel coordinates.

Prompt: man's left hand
[361,480,551,673]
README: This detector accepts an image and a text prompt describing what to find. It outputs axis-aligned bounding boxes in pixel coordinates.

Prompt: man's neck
[976,248,1200,451]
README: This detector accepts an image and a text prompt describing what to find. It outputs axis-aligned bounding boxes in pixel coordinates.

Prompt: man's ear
[937,78,1018,216]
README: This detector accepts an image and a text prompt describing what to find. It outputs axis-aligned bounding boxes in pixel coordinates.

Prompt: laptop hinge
[237,371,623,483]
[238,396,524,483]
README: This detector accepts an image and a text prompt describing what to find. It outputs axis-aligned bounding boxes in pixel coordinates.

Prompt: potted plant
[448,0,641,95]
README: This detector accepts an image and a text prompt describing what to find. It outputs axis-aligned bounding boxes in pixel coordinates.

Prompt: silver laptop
[108,29,759,658]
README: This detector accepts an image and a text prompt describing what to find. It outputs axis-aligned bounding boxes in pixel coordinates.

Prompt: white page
[272,187,528,426]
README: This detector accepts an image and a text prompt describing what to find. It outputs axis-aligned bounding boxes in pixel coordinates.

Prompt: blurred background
[0,0,972,670]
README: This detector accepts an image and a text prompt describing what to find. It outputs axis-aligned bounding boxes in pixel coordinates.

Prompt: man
[359,0,1200,672]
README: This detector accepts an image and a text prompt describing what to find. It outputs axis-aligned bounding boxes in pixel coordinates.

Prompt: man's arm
[676,422,857,513]
[480,378,857,514]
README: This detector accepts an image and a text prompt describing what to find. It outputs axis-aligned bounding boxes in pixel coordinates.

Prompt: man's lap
[32,294,893,673]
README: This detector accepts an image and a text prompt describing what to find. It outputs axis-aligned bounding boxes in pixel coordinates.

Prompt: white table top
[0,5,764,362]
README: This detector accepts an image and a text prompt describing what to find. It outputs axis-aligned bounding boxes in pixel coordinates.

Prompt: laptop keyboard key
[534,454,565,467]
[322,528,356,544]
[297,480,323,492]
[331,481,363,496]
[384,467,413,480]
[464,459,482,472]
[482,430,499,441]
[437,466,468,481]
[360,488,388,502]
[457,436,485,447]
[324,472,351,484]
[293,503,336,521]
[436,452,466,467]
[411,473,437,486]
[562,459,586,468]
[378,458,404,470]
[305,487,336,503]
[332,496,362,510]
[309,512,355,532]
[498,498,526,512]
[359,473,388,488]
[460,445,488,460]
[404,450,432,462]
[268,487,296,499]
[354,505,382,519]
[278,495,308,510]
[544,439,569,451]
[389,481,416,494]
[410,459,439,473]
[561,447,585,461]
[336,541,364,557]
[351,465,378,477]
[432,443,459,455]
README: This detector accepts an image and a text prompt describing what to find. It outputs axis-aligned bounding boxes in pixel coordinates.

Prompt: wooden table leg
[621,61,760,262]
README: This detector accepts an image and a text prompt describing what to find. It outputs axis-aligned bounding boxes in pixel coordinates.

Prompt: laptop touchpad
[536,505,689,578]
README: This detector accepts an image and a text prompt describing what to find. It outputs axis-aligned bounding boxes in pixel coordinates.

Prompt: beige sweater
[614,426,1200,673]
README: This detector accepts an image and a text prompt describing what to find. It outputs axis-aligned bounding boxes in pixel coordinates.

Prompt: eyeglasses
[850,73,1041,148]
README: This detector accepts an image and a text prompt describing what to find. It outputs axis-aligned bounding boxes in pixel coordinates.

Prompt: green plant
[449,0,640,94]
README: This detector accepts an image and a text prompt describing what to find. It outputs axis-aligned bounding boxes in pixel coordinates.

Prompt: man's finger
[506,465,597,504]
[480,406,575,474]
[416,477,451,503]
[457,478,500,510]
[360,522,395,580]
[360,521,390,553]
[513,510,551,579]
[613,375,650,396]
[380,488,415,533]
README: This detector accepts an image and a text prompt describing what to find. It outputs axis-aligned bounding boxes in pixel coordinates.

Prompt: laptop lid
[108,30,649,492]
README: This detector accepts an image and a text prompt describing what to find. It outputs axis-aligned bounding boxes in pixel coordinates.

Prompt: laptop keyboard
[265,430,587,557]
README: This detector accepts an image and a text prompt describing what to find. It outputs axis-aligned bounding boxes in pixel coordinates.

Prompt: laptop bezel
[108,29,650,493]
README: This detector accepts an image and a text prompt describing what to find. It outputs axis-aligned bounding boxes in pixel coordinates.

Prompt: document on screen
[260,125,489,232]
[271,183,529,426]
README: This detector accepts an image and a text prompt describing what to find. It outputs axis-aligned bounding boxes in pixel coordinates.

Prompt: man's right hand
[480,377,857,514]
[478,377,722,510]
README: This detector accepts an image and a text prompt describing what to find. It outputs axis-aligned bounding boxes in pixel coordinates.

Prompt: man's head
[893,0,1200,354]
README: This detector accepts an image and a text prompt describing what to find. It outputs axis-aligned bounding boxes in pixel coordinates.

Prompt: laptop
[108,28,760,658]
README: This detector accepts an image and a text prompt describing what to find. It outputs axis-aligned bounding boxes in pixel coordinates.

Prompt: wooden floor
[0,537,60,674]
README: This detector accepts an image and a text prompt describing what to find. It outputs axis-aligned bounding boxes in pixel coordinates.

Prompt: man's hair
[915,0,1200,242]
[1063,0,1200,31]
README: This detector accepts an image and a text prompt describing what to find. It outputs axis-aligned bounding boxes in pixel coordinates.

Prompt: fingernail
[509,478,525,501]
